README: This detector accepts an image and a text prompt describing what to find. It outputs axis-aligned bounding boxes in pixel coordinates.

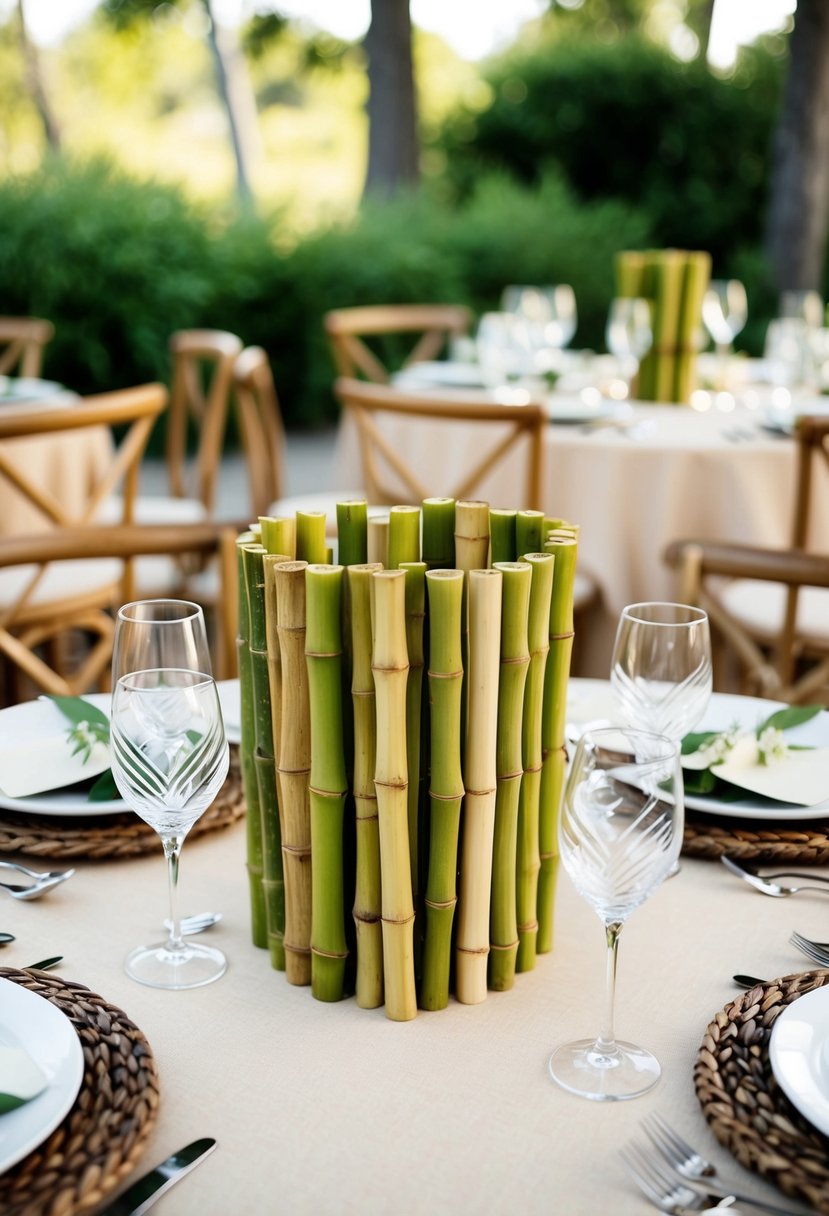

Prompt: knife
[99,1138,217,1215]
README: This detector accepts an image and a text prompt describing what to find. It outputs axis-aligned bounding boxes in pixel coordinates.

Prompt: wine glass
[476,311,523,387]
[110,599,229,989]
[605,297,652,394]
[500,284,577,373]
[549,727,683,1101]
[702,280,748,386]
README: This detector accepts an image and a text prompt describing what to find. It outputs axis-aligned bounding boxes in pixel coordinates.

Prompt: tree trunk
[363,0,419,200]
[765,0,829,293]
[202,0,258,204]
[17,0,61,152]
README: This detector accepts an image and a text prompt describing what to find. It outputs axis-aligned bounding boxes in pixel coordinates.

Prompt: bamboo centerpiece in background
[421,569,465,1011]
[237,531,266,948]
[455,567,503,1005]
[275,560,313,985]
[488,562,531,992]
[306,564,350,1002]
[349,563,384,1009]
[371,570,417,1022]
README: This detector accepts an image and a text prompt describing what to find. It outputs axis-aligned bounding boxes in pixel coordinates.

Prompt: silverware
[639,1114,802,1215]
[721,855,829,899]
[790,931,829,967]
[0,860,74,881]
[26,956,62,971]
[621,1142,747,1214]
[166,912,222,936]
[0,869,75,900]
[98,1137,216,1216]
[0,932,14,945]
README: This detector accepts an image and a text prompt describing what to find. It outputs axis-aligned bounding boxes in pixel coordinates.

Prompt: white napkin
[0,1046,48,1114]
[0,699,110,799]
[713,747,829,807]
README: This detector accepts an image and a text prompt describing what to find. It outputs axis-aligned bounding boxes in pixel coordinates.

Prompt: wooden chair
[0,522,238,703]
[233,345,286,517]
[664,416,829,702]
[324,305,472,383]
[0,317,54,377]
[0,385,166,699]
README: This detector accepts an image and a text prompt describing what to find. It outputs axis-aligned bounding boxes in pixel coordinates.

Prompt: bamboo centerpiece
[371,570,417,1022]
[275,560,313,985]
[516,552,555,974]
[421,497,455,569]
[538,536,578,955]
[237,531,266,948]
[455,567,503,1005]
[348,563,384,1008]
[388,505,421,570]
[488,562,531,992]
[421,569,464,1011]
[306,564,349,1002]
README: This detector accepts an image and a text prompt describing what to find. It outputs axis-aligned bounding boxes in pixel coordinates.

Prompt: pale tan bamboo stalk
[371,569,417,1021]
[367,514,389,567]
[455,567,503,1004]
[275,559,313,985]
[454,501,491,573]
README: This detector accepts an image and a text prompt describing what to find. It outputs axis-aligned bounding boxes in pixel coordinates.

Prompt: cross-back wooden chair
[233,345,286,517]
[664,415,829,702]
[333,376,546,510]
[0,384,166,699]
[324,305,472,383]
[0,317,54,377]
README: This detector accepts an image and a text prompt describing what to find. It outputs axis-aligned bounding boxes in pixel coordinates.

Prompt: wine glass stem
[597,920,623,1053]
[163,837,185,950]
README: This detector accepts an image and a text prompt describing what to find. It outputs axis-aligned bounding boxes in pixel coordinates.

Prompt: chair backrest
[333,376,546,510]
[0,317,54,377]
[233,346,286,517]
[167,329,243,513]
[324,305,472,383]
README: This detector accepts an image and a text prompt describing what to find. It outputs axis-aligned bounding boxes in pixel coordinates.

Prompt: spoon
[0,871,75,900]
[721,855,829,898]
[0,932,15,945]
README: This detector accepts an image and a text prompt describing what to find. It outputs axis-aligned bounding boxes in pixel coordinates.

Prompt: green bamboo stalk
[371,569,417,1021]
[400,562,426,901]
[349,562,384,1008]
[306,564,349,1001]
[614,250,647,299]
[421,569,465,1011]
[236,530,267,948]
[259,515,296,559]
[337,500,368,567]
[516,552,555,974]
[515,510,544,559]
[296,510,328,564]
[489,509,516,565]
[388,505,421,570]
[242,541,285,971]
[538,535,578,955]
[275,560,313,985]
[488,562,531,992]
[674,251,711,404]
[421,497,455,569]
[367,515,389,567]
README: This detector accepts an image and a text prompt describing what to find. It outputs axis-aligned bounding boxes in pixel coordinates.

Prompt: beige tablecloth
[1,736,817,1212]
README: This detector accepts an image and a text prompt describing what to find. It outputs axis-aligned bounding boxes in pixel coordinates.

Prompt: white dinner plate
[0,977,84,1173]
[547,396,629,425]
[392,361,487,390]
[770,986,829,1138]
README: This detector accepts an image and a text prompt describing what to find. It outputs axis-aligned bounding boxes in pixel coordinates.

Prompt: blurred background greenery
[0,0,815,428]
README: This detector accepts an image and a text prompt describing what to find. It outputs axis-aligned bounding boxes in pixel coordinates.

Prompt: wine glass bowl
[500,284,577,373]
[702,279,748,375]
[605,297,653,394]
[110,599,229,990]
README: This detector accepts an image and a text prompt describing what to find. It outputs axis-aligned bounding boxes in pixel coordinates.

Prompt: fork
[721,858,829,886]
[641,1114,803,1215]
[621,1143,744,1214]
[790,931,829,967]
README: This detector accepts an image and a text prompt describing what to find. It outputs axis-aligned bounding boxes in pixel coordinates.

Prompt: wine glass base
[548,1037,661,1102]
[125,939,227,990]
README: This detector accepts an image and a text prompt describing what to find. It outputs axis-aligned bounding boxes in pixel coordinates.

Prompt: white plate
[770,986,829,1137]
[0,977,84,1173]
[393,361,486,390]
[547,396,629,425]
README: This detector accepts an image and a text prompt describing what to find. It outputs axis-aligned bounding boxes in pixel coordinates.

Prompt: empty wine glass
[780,289,824,330]
[476,311,524,387]
[549,727,683,1101]
[501,284,577,373]
[110,599,229,989]
[605,297,653,394]
[702,280,748,386]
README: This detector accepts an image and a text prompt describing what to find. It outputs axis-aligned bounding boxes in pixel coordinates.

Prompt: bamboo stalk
[674,251,711,404]
[455,567,503,1004]
[388,505,421,570]
[275,559,313,985]
[488,562,531,992]
[515,510,544,558]
[489,509,516,565]
[236,530,267,948]
[367,515,389,567]
[259,515,296,559]
[454,501,490,574]
[421,497,455,569]
[515,552,555,974]
[262,555,293,925]
[337,500,368,567]
[296,511,328,564]
[399,561,426,903]
[420,569,465,1011]
[538,536,578,955]
[349,562,384,1008]
[242,542,285,971]
[306,564,349,1001]
[371,569,417,1021]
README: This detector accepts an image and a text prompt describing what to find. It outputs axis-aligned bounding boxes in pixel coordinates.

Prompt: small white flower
[757,726,788,765]
[728,734,761,769]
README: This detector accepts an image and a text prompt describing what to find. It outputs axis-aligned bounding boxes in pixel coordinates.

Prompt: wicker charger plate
[0,967,159,1216]
[0,746,244,861]
[683,814,829,864]
[695,968,829,1213]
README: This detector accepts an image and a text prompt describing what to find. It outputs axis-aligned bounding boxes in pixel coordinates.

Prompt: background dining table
[1,724,820,1214]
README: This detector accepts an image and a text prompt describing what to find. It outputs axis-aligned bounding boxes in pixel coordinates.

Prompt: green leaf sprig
[49,696,119,802]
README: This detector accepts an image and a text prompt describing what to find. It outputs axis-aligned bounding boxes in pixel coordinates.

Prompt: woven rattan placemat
[684,815,829,864]
[695,968,829,1213]
[0,746,245,861]
[0,967,159,1216]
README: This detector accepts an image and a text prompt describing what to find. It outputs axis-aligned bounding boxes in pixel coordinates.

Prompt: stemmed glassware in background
[605,297,653,396]
[702,279,748,387]
[475,311,523,388]
[549,727,684,1100]
[500,284,577,374]
[110,599,229,989]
